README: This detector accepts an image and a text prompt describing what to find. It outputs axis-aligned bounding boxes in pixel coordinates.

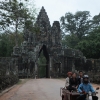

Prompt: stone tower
[12,6,85,78]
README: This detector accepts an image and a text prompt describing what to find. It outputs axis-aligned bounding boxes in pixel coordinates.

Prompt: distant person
[67,72,78,91]
[77,75,98,100]
[65,72,72,88]
[78,71,83,85]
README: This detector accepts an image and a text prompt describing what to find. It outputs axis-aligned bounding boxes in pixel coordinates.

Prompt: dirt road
[0,79,100,100]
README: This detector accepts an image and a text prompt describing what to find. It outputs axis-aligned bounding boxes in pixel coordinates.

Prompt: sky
[31,0,100,25]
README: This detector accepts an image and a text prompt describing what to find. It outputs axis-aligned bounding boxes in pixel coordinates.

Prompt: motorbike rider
[77,75,98,100]
[65,72,72,88]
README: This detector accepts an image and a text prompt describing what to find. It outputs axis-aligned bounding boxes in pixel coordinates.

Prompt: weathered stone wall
[85,59,100,83]
[74,59,100,84]
[0,57,18,91]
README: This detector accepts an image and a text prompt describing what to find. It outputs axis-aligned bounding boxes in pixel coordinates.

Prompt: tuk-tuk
[60,87,80,100]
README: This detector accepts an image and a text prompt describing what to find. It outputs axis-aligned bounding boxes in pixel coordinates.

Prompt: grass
[17,79,29,85]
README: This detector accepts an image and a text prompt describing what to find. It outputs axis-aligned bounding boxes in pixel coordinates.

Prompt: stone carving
[12,6,85,78]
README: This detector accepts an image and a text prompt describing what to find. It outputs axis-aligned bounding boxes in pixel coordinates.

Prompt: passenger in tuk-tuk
[65,72,72,88]
[77,71,83,85]
[67,72,78,92]
[77,75,98,100]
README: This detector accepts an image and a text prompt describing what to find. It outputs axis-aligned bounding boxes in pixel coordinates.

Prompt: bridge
[0,79,100,100]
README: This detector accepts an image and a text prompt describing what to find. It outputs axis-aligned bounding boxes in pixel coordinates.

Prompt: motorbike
[60,87,99,100]
[85,87,99,100]
[60,87,80,100]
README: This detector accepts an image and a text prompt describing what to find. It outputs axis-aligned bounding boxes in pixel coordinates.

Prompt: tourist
[77,75,98,100]
[65,72,72,88]
[78,71,83,85]
[67,72,78,91]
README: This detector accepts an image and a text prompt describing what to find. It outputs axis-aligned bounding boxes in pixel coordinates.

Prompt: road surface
[0,79,100,100]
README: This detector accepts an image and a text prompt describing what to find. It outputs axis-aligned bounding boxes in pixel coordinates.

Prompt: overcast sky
[33,0,100,25]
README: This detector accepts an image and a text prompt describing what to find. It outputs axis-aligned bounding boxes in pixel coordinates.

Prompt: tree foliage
[0,32,23,57]
[62,34,79,48]
[0,0,36,57]
[61,11,100,59]
[76,27,100,59]
[60,11,91,39]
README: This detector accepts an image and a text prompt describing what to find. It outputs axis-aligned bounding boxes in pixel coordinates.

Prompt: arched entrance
[38,45,49,78]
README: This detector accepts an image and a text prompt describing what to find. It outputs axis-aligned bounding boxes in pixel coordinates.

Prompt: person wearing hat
[65,72,72,88]
[77,75,98,100]
[64,72,72,100]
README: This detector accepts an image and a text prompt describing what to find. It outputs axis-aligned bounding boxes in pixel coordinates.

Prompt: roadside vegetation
[61,11,100,59]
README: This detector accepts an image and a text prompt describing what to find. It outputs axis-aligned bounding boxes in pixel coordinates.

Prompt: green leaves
[0,32,23,57]
[60,11,91,39]
[0,0,36,32]
[61,11,100,59]
[0,0,36,46]
[62,34,79,48]
[92,13,100,29]
[76,26,100,58]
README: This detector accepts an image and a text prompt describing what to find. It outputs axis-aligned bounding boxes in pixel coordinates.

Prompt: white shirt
[65,77,70,87]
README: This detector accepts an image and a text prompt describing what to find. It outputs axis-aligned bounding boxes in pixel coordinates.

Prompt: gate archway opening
[38,45,49,78]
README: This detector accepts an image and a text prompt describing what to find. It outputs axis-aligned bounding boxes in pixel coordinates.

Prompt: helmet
[83,75,89,84]
[83,75,89,79]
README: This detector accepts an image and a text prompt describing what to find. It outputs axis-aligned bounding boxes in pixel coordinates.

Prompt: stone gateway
[12,7,86,78]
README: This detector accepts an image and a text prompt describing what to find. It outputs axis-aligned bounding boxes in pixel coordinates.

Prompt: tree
[60,11,100,59]
[62,34,79,48]
[0,0,37,57]
[0,32,23,57]
[0,0,36,46]
[76,26,100,58]
[91,13,100,30]
[60,11,91,40]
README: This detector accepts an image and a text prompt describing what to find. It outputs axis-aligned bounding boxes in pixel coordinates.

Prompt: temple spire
[36,6,51,27]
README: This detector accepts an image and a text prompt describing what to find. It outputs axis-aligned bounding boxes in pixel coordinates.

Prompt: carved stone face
[40,21,47,35]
